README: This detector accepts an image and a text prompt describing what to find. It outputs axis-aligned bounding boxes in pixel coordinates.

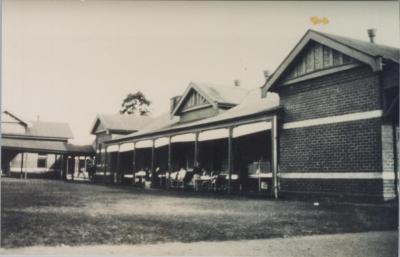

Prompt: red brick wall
[280,179,384,195]
[278,66,382,172]
[274,65,395,200]
[278,66,381,123]
[279,118,382,172]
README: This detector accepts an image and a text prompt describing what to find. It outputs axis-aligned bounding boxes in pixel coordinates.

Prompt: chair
[220,173,240,192]
[192,174,201,191]
[169,171,179,188]
[210,174,226,192]
[183,171,194,188]
[134,170,146,185]
[158,171,167,188]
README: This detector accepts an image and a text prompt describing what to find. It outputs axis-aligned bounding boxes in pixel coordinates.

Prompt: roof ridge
[311,29,399,52]
[3,110,29,126]
[100,113,153,118]
[29,120,70,125]
[191,81,250,90]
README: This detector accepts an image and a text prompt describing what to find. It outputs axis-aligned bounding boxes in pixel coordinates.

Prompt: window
[37,154,47,168]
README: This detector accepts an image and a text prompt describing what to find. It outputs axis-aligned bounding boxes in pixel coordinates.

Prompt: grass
[1,177,398,248]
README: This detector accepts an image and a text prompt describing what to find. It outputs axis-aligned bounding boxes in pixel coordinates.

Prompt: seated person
[151,167,160,183]
[177,167,187,181]
[211,170,219,177]
[201,169,209,177]
[156,167,165,178]
[210,169,220,181]
[210,171,221,191]
[145,168,151,180]
[170,170,178,180]
[135,169,146,177]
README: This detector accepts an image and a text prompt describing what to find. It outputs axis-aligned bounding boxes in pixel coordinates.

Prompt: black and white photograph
[0,0,399,256]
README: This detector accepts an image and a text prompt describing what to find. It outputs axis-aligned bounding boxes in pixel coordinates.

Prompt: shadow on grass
[1,178,398,248]
[2,201,398,248]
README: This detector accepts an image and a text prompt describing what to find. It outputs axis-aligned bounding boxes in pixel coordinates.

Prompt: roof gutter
[2,134,71,141]
[105,105,283,145]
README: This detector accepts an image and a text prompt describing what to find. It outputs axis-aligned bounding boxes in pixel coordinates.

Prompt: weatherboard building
[1,110,95,179]
[97,29,398,201]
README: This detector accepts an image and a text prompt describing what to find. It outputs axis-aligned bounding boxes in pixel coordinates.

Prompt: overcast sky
[3,1,399,145]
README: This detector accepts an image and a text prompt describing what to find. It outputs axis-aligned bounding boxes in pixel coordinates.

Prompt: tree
[120,91,151,115]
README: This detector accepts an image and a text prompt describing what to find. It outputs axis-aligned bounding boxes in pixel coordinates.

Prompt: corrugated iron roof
[109,89,280,142]
[110,113,179,141]
[314,30,399,63]
[193,82,250,105]
[263,29,399,94]
[2,137,94,155]
[91,114,154,134]
[64,144,95,154]
[2,111,74,139]
[26,121,74,139]
[170,81,250,117]
[2,110,28,126]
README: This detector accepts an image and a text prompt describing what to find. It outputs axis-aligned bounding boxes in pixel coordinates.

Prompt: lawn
[1,177,398,248]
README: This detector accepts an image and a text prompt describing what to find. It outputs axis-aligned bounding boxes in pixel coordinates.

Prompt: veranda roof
[2,137,94,155]
[108,89,280,144]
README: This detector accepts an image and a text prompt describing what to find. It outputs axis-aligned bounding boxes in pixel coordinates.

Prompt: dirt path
[1,231,397,257]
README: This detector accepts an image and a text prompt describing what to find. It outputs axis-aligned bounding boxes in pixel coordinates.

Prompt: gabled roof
[90,114,154,134]
[2,110,74,140]
[2,110,28,127]
[26,121,74,139]
[171,82,250,116]
[108,88,280,143]
[318,31,399,63]
[263,29,399,93]
[111,113,180,141]
[195,82,250,105]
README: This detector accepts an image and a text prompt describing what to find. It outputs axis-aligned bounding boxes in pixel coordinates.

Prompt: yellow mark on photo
[310,16,330,25]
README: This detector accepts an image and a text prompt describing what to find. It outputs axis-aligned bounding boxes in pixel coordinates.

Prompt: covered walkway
[2,138,95,180]
[102,88,281,197]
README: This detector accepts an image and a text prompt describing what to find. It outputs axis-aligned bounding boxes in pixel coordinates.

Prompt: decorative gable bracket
[170,82,216,117]
[262,30,385,96]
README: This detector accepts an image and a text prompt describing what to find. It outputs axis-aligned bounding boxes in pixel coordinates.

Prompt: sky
[3,1,399,145]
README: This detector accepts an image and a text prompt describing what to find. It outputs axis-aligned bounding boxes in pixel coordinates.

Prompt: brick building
[262,30,399,201]
[99,29,398,201]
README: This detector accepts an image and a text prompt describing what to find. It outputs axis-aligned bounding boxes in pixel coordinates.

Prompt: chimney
[170,95,181,113]
[234,80,240,87]
[367,29,376,43]
[263,70,270,81]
